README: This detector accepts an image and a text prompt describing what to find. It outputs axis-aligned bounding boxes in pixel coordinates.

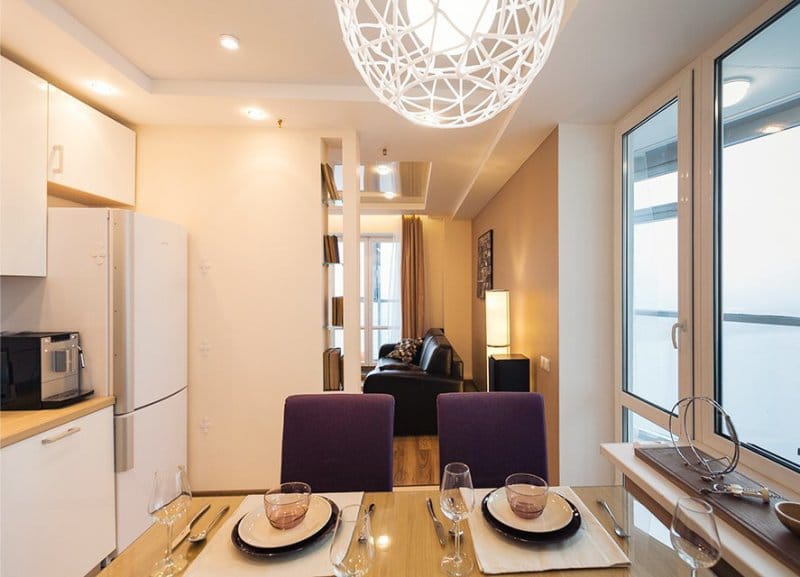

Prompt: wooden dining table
[98,485,715,577]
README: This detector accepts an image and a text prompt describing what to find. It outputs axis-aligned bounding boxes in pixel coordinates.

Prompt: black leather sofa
[363,328,463,435]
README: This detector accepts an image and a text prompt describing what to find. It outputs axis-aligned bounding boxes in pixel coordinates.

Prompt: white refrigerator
[32,207,188,553]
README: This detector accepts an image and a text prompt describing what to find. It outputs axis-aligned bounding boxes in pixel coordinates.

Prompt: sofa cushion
[419,335,453,376]
[386,337,424,363]
[376,357,422,370]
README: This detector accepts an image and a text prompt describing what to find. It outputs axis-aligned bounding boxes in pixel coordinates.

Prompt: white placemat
[185,492,363,577]
[467,486,631,574]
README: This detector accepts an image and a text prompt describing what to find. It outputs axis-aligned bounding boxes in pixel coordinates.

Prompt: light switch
[540,355,551,373]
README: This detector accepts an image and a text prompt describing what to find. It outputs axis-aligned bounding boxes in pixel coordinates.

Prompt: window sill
[601,442,798,577]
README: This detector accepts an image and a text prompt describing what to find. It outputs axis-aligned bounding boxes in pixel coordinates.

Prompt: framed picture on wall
[477,229,493,299]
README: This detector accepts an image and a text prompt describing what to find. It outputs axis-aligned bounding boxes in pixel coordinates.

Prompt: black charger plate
[231,497,339,558]
[481,490,582,543]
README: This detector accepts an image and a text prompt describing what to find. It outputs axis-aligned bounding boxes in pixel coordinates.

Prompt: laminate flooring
[393,435,439,487]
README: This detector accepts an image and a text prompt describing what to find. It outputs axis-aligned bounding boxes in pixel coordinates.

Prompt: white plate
[237,495,333,549]
[486,489,574,533]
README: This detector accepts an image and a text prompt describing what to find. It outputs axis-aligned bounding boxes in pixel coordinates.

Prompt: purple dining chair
[437,392,548,488]
[280,393,395,492]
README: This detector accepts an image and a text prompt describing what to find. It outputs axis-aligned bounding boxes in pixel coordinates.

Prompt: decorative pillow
[386,337,424,364]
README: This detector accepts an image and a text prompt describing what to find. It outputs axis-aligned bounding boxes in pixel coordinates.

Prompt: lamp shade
[485,289,510,348]
[334,0,565,128]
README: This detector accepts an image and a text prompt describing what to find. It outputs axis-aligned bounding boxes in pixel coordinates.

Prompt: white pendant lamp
[335,0,565,128]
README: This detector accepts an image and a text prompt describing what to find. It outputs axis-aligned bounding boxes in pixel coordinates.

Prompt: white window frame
[361,234,400,364]
[695,0,800,493]
[614,69,694,439]
[615,0,800,496]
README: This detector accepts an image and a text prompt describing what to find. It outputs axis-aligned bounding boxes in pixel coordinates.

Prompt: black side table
[488,354,530,392]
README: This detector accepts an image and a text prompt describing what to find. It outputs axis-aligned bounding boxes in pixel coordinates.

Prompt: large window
[362,236,401,363]
[331,235,400,364]
[714,1,800,471]
[618,72,693,435]
[617,0,800,482]
[623,101,680,413]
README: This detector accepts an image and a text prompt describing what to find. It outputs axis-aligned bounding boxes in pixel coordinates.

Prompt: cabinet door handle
[51,145,64,174]
[41,426,81,445]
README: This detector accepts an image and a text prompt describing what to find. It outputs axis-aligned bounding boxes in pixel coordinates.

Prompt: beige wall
[135,125,324,491]
[328,214,402,236]
[440,219,473,380]
[422,216,473,379]
[472,128,560,480]
[470,124,616,486]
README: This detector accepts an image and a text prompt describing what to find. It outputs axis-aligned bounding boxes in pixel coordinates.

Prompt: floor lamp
[485,289,510,386]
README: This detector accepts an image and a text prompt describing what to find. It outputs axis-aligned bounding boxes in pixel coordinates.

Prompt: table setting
[467,484,630,574]
[126,461,737,577]
[432,465,631,576]
[184,487,365,577]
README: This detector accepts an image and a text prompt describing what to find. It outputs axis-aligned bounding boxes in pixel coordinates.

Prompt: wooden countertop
[0,395,115,448]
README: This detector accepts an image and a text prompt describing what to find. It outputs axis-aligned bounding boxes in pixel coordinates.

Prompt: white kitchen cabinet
[48,85,136,205]
[0,407,116,577]
[0,57,48,276]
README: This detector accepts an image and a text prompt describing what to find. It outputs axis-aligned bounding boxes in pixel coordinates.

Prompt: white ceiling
[0,0,767,217]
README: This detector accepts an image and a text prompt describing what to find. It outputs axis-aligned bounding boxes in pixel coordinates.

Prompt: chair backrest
[280,393,395,492]
[437,392,547,488]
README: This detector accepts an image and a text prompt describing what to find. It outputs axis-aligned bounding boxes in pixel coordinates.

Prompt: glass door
[618,72,693,437]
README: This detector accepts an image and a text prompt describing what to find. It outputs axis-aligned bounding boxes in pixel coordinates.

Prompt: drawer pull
[41,426,81,445]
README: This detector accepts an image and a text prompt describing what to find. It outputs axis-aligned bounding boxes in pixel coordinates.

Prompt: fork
[358,503,375,543]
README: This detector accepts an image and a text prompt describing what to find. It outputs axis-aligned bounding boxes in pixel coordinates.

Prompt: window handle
[671,321,686,350]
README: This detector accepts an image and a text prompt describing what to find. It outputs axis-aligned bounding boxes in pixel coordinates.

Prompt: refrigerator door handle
[112,210,135,415]
[114,414,134,473]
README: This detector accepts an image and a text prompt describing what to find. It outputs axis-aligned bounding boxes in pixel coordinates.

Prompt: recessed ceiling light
[760,124,784,134]
[722,78,750,108]
[376,164,392,176]
[219,34,240,51]
[89,81,115,95]
[244,107,267,120]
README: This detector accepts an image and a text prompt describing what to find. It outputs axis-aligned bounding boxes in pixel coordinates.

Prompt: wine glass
[329,504,375,577]
[148,466,192,577]
[439,462,475,577]
[670,497,721,577]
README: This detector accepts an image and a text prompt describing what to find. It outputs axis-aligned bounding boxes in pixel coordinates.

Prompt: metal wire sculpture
[335,0,565,128]
[669,396,740,479]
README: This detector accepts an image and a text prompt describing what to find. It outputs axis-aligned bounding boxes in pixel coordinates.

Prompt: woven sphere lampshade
[335,0,565,128]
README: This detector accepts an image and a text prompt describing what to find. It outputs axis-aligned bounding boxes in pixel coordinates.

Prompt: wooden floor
[393,435,440,486]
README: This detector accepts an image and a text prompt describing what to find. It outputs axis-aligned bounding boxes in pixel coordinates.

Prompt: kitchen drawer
[0,406,116,577]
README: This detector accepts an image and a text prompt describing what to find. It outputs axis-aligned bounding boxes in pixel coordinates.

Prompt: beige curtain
[401,215,425,338]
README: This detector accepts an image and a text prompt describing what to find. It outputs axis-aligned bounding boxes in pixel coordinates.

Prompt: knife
[426,498,447,547]
[171,504,210,550]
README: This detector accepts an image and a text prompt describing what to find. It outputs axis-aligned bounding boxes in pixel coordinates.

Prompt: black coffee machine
[0,332,93,410]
